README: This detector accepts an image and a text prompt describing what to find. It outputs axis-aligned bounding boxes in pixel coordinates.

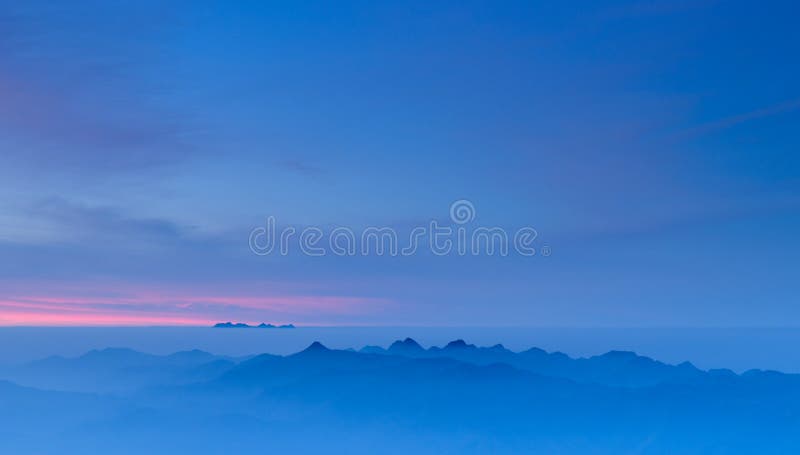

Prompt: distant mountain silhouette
[363,338,712,387]
[214,322,251,328]
[387,337,425,355]
[0,348,245,393]
[198,341,800,452]
[214,322,295,329]
[3,339,800,453]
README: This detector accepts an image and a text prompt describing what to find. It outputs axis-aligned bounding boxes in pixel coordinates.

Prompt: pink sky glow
[0,281,388,326]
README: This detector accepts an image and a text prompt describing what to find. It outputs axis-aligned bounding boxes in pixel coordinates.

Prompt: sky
[0,0,799,326]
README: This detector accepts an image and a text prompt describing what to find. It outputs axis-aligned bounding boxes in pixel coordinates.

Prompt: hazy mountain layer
[1,340,798,454]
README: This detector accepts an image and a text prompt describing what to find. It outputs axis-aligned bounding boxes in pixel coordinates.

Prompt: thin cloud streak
[675,98,800,140]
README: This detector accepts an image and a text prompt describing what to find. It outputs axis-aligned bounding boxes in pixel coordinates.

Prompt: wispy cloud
[0,1,196,172]
[275,159,333,186]
[0,197,189,246]
[675,97,800,139]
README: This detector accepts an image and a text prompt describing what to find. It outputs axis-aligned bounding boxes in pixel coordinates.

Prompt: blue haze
[2,334,800,453]
[3,326,800,373]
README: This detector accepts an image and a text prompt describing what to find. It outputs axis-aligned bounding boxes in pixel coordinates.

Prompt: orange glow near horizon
[0,282,388,326]
[0,310,212,327]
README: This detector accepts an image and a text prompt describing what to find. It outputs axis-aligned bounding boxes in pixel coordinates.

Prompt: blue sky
[0,0,798,326]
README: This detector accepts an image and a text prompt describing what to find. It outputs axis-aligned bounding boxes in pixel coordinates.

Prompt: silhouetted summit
[444,339,473,350]
[303,341,330,353]
[388,338,424,354]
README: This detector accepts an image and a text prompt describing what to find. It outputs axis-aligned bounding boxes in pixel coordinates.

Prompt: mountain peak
[389,337,423,351]
[388,338,425,354]
[303,341,330,353]
[444,339,473,350]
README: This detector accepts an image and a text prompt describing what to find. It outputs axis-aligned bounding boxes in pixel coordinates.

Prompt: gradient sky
[1,0,799,326]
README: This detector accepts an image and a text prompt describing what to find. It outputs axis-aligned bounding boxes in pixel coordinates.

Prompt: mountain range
[213,322,296,329]
[1,339,798,454]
